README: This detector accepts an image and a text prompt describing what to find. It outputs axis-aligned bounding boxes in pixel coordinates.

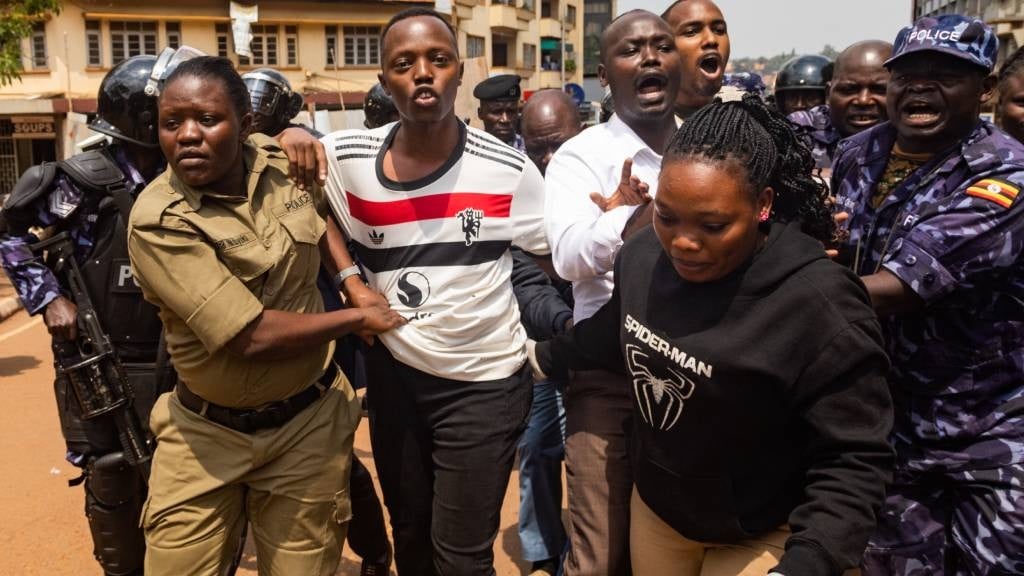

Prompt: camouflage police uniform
[833,117,1024,576]
[788,104,840,170]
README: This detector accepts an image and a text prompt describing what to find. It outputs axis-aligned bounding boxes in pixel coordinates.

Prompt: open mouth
[636,73,667,98]
[846,112,880,126]
[413,87,439,107]
[698,53,722,77]
[902,101,941,126]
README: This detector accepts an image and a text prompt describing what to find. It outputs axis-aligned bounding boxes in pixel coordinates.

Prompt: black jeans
[364,344,533,576]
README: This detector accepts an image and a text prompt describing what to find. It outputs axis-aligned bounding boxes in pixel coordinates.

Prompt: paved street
[0,300,535,575]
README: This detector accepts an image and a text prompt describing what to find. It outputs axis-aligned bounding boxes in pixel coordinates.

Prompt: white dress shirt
[544,113,666,323]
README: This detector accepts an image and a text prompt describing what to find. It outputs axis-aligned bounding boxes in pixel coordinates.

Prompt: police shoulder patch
[965,178,1020,209]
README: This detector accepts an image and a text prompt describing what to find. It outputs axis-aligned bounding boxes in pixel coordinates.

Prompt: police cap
[473,74,522,101]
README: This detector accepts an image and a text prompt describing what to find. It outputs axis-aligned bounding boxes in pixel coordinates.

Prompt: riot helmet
[90,55,160,148]
[363,83,399,129]
[774,54,831,115]
[242,68,303,135]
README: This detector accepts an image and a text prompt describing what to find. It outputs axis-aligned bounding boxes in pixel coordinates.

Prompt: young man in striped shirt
[320,8,549,575]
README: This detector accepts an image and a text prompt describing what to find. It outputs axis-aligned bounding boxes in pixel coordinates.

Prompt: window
[584,2,609,13]
[523,43,536,69]
[166,22,181,49]
[566,4,576,23]
[343,26,381,66]
[30,22,47,69]
[86,20,102,67]
[285,25,298,66]
[215,23,230,58]
[109,21,158,65]
[241,24,279,66]
[466,35,485,59]
[326,25,338,66]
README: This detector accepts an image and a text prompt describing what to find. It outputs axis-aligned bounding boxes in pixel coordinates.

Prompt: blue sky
[616,0,913,58]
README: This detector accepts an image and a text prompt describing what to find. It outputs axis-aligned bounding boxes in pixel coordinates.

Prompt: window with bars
[240,24,278,66]
[325,25,338,66]
[86,20,102,67]
[109,21,158,65]
[30,22,47,69]
[343,26,380,66]
[215,23,230,58]
[166,22,181,49]
[285,25,298,66]
[466,35,485,59]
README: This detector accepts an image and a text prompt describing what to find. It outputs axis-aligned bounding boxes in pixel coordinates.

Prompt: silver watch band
[332,265,362,291]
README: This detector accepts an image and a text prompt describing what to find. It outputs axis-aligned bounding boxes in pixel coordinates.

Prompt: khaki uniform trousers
[142,371,360,576]
[631,489,861,576]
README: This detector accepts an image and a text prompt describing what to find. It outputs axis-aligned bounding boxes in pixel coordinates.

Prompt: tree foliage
[731,45,839,75]
[0,0,61,87]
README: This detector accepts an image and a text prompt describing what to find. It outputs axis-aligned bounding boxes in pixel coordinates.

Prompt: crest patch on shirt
[965,178,1019,209]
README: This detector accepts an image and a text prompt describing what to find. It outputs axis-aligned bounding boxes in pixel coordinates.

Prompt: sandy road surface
[0,309,535,575]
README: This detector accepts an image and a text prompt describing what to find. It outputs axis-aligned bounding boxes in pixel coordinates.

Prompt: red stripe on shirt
[346,191,513,227]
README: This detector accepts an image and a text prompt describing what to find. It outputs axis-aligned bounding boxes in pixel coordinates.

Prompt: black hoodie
[537,222,894,576]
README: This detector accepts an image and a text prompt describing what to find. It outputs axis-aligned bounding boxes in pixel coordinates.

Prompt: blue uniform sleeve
[882,175,1024,302]
[0,233,63,314]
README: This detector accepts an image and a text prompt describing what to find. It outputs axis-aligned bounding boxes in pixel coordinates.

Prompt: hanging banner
[230,1,258,58]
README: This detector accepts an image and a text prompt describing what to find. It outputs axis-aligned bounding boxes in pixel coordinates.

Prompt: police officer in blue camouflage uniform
[0,55,169,576]
[788,41,893,171]
[832,15,1024,575]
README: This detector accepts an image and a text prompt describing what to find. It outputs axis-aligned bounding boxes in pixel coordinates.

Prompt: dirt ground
[0,305,536,575]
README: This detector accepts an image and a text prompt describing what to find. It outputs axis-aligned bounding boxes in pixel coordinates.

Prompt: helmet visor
[145,45,206,97]
[243,75,287,116]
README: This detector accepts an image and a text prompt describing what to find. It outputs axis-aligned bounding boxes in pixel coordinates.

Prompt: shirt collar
[606,113,669,159]
[171,141,269,212]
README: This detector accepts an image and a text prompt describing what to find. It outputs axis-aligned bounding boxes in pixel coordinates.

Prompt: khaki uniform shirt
[128,135,331,408]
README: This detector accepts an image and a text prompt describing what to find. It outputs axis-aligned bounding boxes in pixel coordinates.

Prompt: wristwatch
[332,265,362,291]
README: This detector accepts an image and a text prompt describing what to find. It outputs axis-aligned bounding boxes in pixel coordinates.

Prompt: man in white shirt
[544,10,683,575]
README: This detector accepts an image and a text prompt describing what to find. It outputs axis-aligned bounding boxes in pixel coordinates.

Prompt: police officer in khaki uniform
[127,56,404,575]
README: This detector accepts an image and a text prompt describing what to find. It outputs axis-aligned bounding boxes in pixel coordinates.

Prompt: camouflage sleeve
[0,234,62,315]
[881,175,1024,303]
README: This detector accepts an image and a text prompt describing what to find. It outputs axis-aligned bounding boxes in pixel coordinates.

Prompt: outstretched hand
[591,158,651,212]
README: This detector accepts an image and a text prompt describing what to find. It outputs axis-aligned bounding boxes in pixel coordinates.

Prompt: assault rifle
[32,232,152,480]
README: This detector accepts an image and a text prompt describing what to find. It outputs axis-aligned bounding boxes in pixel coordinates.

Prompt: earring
[759,209,770,223]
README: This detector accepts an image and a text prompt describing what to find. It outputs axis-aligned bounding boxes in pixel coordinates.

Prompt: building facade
[0,0,583,193]
[581,0,613,101]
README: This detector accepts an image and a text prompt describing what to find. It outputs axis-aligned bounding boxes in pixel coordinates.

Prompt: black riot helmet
[774,54,832,115]
[242,68,303,135]
[775,54,832,92]
[363,83,399,129]
[90,55,160,148]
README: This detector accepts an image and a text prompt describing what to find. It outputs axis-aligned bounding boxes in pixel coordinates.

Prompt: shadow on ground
[0,355,41,377]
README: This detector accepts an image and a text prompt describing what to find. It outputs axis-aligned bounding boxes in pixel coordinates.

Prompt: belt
[176,362,337,434]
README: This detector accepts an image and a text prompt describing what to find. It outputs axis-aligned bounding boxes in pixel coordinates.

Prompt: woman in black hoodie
[531,94,893,576]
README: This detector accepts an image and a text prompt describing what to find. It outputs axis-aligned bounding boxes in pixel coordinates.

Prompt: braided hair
[664,93,836,243]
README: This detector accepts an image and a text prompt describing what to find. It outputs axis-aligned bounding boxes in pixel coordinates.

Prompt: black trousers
[364,344,533,576]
